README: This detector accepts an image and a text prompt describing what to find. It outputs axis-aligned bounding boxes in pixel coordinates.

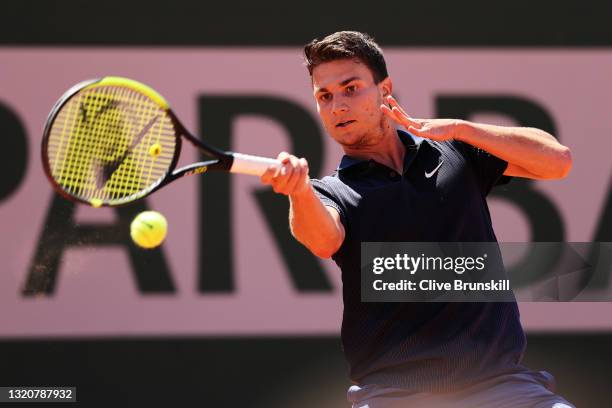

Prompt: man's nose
[332,96,349,115]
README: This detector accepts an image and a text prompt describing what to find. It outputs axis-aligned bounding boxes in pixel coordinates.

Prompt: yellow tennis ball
[130,211,168,249]
[149,143,162,157]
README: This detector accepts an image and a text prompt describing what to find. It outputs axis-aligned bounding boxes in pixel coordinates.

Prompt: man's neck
[343,126,406,174]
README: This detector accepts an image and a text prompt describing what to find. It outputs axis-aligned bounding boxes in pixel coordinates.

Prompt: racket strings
[46,85,176,205]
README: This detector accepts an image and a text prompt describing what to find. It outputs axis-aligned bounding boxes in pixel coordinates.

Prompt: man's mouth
[336,120,356,128]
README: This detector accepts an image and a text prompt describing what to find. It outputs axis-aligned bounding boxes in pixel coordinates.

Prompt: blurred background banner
[1,1,611,407]
[1,49,611,336]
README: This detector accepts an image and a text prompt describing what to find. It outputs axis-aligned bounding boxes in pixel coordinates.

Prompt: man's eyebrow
[315,76,362,94]
[340,76,361,86]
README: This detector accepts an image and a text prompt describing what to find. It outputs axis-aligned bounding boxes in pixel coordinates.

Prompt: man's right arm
[289,186,345,259]
[260,152,345,259]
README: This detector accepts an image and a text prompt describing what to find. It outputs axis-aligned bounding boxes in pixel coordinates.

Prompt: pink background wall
[0,48,610,337]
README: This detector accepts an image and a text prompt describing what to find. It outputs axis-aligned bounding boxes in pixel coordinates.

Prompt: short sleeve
[452,140,512,196]
[310,178,347,227]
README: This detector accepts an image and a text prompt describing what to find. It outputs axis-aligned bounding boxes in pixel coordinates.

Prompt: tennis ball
[130,211,168,249]
[149,143,162,157]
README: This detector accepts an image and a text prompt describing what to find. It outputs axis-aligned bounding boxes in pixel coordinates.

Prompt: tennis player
[261,31,574,408]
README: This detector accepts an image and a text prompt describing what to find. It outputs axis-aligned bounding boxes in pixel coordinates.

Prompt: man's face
[312,59,391,149]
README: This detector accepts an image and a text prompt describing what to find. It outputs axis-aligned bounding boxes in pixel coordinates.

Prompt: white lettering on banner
[0,48,611,336]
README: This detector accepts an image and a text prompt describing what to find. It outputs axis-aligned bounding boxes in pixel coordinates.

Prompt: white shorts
[347,371,574,408]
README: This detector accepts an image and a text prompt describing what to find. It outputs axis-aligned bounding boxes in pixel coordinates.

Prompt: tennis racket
[41,76,280,207]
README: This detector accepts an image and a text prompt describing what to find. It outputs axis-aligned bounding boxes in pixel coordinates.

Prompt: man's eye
[346,85,356,94]
[320,93,331,102]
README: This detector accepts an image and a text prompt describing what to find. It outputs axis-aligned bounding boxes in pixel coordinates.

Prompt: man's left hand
[381,95,463,142]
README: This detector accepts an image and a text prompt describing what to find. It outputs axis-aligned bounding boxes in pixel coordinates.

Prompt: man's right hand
[261,151,344,259]
[260,151,311,197]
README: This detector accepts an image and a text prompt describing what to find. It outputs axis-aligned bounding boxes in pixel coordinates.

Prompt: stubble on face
[336,96,388,151]
[312,59,394,152]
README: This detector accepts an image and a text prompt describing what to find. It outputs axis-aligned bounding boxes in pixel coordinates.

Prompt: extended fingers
[381,104,401,123]
[383,96,424,130]
[386,95,410,118]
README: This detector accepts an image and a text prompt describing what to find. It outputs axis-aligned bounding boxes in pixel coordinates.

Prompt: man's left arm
[381,95,573,180]
[455,121,572,180]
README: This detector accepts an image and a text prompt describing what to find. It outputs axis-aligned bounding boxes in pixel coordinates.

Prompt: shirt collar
[337,129,421,172]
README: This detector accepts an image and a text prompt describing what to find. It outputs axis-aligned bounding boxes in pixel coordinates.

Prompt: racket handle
[230,153,281,176]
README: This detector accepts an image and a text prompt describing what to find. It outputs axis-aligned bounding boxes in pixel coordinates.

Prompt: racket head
[42,77,182,207]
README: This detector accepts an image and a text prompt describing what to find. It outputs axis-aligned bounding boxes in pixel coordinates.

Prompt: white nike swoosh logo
[425,160,444,178]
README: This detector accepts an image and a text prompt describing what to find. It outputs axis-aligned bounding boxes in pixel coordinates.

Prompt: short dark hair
[303,31,388,84]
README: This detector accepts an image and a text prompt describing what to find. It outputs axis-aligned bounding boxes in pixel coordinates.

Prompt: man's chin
[335,132,379,150]
[335,135,365,148]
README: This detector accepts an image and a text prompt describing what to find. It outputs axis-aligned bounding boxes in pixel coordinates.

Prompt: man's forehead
[312,59,374,91]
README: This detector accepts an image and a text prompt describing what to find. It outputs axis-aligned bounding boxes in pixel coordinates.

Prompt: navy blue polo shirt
[311,130,527,392]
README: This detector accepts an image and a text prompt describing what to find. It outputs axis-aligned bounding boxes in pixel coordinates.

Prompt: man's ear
[380,77,393,99]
